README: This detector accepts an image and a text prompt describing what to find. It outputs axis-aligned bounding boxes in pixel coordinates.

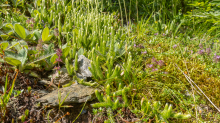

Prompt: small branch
[175,64,220,113]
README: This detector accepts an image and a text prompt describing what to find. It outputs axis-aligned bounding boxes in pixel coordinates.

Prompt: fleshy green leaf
[26,33,34,40]
[27,52,56,65]
[12,41,28,52]
[0,41,9,50]
[8,31,14,36]
[24,70,41,78]
[4,50,17,59]
[33,29,42,41]
[0,34,9,40]
[4,23,13,29]
[44,35,53,42]
[4,57,21,66]
[14,24,26,39]
[42,27,49,41]
[17,48,28,66]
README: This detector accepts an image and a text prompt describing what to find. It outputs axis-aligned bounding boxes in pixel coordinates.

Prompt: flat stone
[52,67,73,86]
[76,73,87,80]
[36,84,96,107]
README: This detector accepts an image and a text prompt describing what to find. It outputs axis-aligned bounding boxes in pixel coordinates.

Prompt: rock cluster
[36,84,96,107]
[36,55,96,107]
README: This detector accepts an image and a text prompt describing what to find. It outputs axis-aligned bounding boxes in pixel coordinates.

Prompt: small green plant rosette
[21,115,26,122]
[95,90,104,102]
[133,99,191,122]
[25,109,29,117]
[106,107,115,123]
[58,87,71,110]
[109,65,121,79]
[91,83,132,112]
[141,101,151,115]
[160,104,173,121]
[65,58,74,76]
[0,74,16,118]
[106,84,111,96]
[107,56,114,76]
[173,113,191,119]
[27,86,31,94]
[95,56,104,80]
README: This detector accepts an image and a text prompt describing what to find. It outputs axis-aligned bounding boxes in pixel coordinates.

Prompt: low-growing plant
[65,58,75,76]
[57,87,71,110]
[91,83,132,122]
[0,25,56,73]
[89,48,131,86]
[131,98,191,122]
[0,70,19,121]
[27,86,31,95]
[1,41,55,72]
[20,109,29,122]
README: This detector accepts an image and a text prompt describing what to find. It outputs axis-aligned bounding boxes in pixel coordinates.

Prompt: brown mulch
[93,107,139,123]
[0,64,142,123]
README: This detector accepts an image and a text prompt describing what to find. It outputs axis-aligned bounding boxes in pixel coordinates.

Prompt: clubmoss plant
[65,58,74,76]
[91,83,132,122]
[131,98,191,122]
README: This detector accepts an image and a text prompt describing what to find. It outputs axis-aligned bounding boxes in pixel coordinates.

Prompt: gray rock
[36,84,96,107]
[74,55,92,78]
[52,67,73,86]
[46,55,92,87]
[76,73,87,80]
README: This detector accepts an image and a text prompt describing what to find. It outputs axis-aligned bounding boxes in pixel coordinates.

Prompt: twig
[118,116,132,123]
[175,64,220,113]
[184,61,198,121]
[72,100,88,123]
